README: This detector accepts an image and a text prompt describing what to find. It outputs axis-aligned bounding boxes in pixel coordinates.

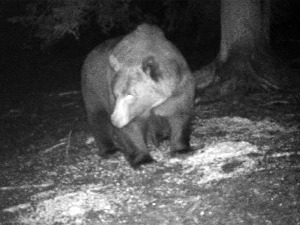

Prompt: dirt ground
[0,87,299,225]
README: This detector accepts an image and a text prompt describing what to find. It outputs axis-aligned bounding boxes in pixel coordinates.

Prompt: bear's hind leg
[87,109,118,158]
[168,114,194,157]
[147,115,170,147]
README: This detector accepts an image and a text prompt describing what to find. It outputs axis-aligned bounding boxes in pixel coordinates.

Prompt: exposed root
[194,44,289,104]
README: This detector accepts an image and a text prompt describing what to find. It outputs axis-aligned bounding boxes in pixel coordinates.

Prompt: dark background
[0,0,300,98]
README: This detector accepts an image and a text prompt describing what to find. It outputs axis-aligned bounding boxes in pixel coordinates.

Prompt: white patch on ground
[18,190,114,224]
[168,141,261,184]
[85,137,95,145]
[158,116,297,184]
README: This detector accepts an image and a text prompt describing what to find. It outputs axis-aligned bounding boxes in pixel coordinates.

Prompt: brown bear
[81,23,195,168]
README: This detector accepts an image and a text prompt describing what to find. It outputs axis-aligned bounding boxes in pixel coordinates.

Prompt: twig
[0,182,54,191]
[58,91,80,96]
[263,100,288,106]
[43,142,66,153]
[3,203,31,213]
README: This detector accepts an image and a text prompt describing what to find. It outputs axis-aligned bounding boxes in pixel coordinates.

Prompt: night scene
[0,0,299,224]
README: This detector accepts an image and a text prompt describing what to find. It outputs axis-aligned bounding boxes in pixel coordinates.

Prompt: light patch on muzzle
[111,95,134,128]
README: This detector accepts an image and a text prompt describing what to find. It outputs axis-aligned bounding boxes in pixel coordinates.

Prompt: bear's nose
[111,114,118,126]
[111,114,125,128]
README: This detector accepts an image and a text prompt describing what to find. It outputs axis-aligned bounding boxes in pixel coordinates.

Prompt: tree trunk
[262,0,271,44]
[195,0,288,103]
[219,0,262,61]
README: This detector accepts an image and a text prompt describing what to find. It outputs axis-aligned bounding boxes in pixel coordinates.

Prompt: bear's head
[109,55,174,128]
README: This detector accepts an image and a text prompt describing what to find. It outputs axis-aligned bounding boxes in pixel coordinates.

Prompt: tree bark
[195,0,288,103]
[219,0,262,61]
[261,0,271,43]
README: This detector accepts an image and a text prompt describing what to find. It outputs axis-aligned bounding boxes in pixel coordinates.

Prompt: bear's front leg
[87,109,119,158]
[167,113,194,157]
[119,120,155,168]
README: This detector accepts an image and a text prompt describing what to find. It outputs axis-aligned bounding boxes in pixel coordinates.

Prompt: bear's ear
[142,56,162,82]
[109,55,122,72]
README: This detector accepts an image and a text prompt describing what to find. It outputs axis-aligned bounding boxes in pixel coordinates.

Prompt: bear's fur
[81,23,195,168]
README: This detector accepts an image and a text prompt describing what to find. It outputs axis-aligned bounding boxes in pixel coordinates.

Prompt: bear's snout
[111,113,127,128]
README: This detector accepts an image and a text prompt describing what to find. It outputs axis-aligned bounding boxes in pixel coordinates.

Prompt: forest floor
[0,87,299,225]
